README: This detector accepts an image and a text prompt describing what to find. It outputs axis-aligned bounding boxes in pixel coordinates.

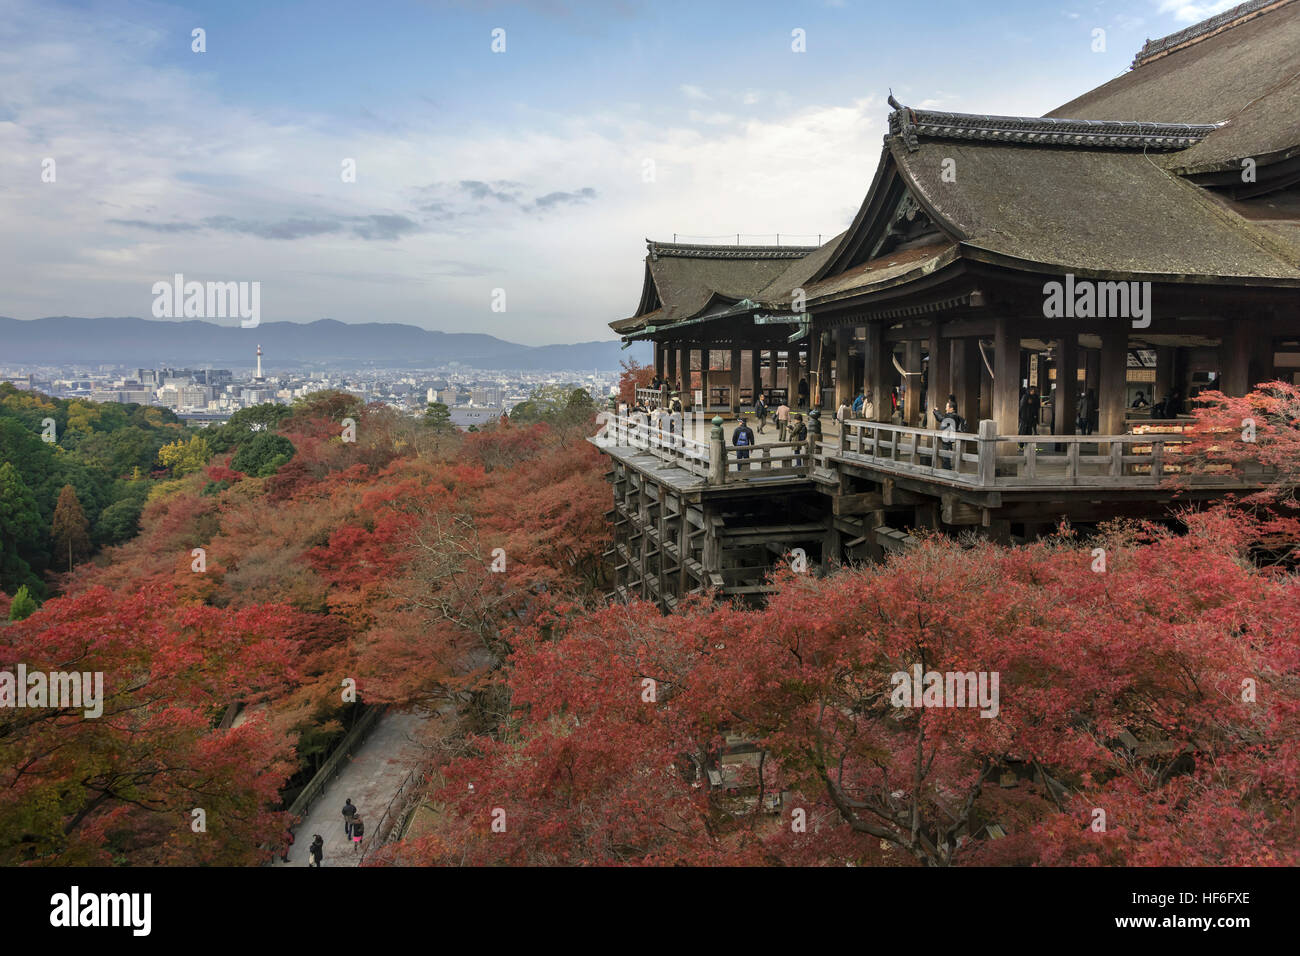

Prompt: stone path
[275,709,433,868]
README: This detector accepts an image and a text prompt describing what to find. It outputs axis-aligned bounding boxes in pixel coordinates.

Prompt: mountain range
[0,316,650,371]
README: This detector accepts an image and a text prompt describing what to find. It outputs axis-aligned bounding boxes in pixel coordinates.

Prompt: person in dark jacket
[341,798,357,840]
[790,413,808,467]
[351,815,365,852]
[732,415,755,468]
[308,834,323,867]
[754,394,768,433]
[1077,389,1096,435]
[1018,386,1040,435]
[932,401,966,469]
[797,378,809,409]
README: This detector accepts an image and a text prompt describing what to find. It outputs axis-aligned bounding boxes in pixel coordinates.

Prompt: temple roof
[612,241,819,335]
[609,1,1300,337]
[1050,0,1300,173]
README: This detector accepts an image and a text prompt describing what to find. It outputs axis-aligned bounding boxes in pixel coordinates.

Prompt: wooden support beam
[832,491,886,515]
[750,348,762,404]
[992,315,1020,439]
[882,477,926,506]
[941,493,982,525]
[904,339,922,426]
[1054,334,1078,436]
[865,321,890,422]
[729,347,742,415]
[1098,329,1129,435]
[954,336,981,429]
[835,327,853,409]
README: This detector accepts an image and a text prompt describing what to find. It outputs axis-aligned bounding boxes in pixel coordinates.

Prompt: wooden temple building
[595,0,1300,609]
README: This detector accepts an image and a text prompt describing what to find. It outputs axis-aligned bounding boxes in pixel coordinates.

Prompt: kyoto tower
[256,343,263,380]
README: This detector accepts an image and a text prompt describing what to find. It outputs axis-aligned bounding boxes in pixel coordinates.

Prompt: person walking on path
[776,400,790,442]
[341,798,357,840]
[755,393,768,433]
[732,415,755,469]
[351,814,365,852]
[308,834,324,867]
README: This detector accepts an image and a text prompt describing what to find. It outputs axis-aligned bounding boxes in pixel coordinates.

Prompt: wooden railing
[828,418,1258,490]
[634,386,669,407]
[601,412,711,478]
[721,440,810,481]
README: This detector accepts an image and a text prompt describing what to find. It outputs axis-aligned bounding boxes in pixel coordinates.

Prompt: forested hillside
[2,379,1297,867]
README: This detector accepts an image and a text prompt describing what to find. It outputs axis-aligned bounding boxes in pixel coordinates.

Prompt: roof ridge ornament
[1131,0,1290,68]
[645,241,818,260]
[886,106,1223,151]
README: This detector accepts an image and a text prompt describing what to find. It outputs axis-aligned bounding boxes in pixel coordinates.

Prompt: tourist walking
[837,398,851,425]
[755,393,768,433]
[351,814,365,852]
[732,415,755,469]
[308,834,323,867]
[852,391,865,416]
[341,798,357,840]
[776,400,790,441]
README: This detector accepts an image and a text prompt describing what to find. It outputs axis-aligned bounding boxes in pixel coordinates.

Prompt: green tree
[0,463,43,595]
[7,585,37,622]
[94,497,144,547]
[231,432,296,478]
[424,401,453,431]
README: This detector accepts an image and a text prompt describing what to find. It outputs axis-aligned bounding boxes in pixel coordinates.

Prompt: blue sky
[0,0,1240,344]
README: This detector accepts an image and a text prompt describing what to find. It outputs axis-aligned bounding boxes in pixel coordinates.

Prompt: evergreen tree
[7,585,37,622]
[0,462,43,593]
[50,483,92,572]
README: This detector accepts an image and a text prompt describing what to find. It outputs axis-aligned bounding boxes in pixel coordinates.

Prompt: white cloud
[679,84,710,100]
[1156,0,1240,24]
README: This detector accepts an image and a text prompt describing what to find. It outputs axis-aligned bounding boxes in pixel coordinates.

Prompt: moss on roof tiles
[894,138,1300,280]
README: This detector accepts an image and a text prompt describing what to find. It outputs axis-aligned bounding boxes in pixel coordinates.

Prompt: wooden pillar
[767,349,778,393]
[794,346,807,408]
[1053,334,1077,435]
[978,340,992,421]
[750,347,762,404]
[1098,329,1129,435]
[865,321,889,422]
[816,332,833,408]
[1153,346,1173,407]
[903,339,922,425]
[835,327,852,408]
[666,345,678,387]
[992,316,1020,437]
[1220,322,1251,397]
[729,347,742,416]
[654,342,665,380]
[954,337,981,427]
[927,321,951,426]
[700,349,712,410]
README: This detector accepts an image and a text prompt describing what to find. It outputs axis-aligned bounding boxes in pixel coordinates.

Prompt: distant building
[449,406,498,430]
